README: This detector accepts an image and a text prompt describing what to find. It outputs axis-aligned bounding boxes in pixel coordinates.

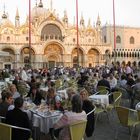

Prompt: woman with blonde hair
[9,84,20,100]
[80,88,95,137]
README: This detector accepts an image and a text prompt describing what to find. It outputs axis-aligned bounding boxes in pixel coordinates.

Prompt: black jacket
[82,99,95,137]
[6,108,30,140]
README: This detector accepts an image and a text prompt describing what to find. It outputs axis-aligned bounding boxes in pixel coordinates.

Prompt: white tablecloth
[89,94,109,106]
[40,87,48,92]
[57,89,68,99]
[31,111,63,134]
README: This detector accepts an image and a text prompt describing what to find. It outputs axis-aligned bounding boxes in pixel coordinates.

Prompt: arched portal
[44,44,63,68]
[72,48,84,67]
[87,48,99,67]
[2,48,15,69]
[21,47,35,67]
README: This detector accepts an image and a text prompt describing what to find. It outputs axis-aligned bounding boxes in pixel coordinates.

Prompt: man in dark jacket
[5,97,30,140]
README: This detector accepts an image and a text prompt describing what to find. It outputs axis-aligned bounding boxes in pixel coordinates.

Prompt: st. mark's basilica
[0,0,140,69]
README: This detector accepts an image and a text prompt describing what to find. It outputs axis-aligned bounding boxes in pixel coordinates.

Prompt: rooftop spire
[80,12,84,26]
[96,13,101,26]
[15,7,20,19]
[38,0,43,7]
[50,0,53,11]
[63,10,68,24]
[2,4,7,19]
[35,0,37,7]
[87,18,92,28]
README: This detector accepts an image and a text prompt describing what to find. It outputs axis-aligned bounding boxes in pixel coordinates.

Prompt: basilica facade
[0,0,112,69]
[1,1,140,69]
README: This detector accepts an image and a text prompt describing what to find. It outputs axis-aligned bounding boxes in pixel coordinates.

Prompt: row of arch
[112,51,140,58]
[1,43,103,67]
[116,61,140,67]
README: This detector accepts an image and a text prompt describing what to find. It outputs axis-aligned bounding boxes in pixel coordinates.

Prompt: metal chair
[115,106,140,140]
[0,122,33,140]
[106,91,122,112]
[97,86,110,92]
[0,116,6,122]
[95,89,109,95]
[69,120,87,140]
[117,87,130,107]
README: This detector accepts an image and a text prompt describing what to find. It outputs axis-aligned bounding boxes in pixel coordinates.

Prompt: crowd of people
[0,63,140,140]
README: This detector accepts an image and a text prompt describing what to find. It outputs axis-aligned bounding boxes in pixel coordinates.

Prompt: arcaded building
[0,0,111,69]
[102,25,140,67]
[1,0,140,69]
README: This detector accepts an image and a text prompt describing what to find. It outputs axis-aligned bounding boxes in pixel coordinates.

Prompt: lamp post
[113,0,116,64]
[29,0,32,68]
[76,0,79,68]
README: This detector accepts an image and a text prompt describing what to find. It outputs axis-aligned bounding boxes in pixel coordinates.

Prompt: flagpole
[113,0,116,64]
[29,0,32,68]
[76,0,79,67]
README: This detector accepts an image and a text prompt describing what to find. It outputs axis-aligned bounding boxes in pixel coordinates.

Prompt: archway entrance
[72,48,84,67]
[48,55,58,68]
[44,44,63,68]
[21,47,35,67]
[87,49,100,67]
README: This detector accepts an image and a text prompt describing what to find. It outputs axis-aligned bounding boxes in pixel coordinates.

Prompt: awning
[0,51,9,56]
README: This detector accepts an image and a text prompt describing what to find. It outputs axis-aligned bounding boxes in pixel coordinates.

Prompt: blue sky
[0,0,140,27]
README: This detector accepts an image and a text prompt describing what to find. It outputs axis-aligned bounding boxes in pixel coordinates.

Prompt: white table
[40,87,48,92]
[89,94,109,107]
[57,89,68,99]
[31,110,63,134]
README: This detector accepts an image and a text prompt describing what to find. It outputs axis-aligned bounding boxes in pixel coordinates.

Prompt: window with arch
[7,36,10,41]
[116,35,121,43]
[130,36,135,44]
[41,24,62,41]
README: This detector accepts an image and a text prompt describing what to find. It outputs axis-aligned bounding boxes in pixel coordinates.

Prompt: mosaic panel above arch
[2,48,15,55]
[44,44,63,55]
[21,47,35,55]
[72,48,84,55]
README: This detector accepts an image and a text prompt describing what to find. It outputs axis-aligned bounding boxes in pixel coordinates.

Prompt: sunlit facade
[102,25,140,67]
[0,0,112,69]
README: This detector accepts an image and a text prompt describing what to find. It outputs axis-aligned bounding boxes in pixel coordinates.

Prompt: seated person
[118,74,127,88]
[9,84,20,100]
[30,86,44,105]
[108,73,117,91]
[54,95,64,112]
[97,74,110,91]
[80,88,95,137]
[53,94,87,140]
[64,88,76,110]
[0,90,13,118]
[5,97,30,140]
[12,75,21,91]
[46,87,56,107]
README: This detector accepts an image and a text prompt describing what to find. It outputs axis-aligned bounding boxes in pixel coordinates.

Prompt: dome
[31,6,48,20]
[0,13,14,27]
